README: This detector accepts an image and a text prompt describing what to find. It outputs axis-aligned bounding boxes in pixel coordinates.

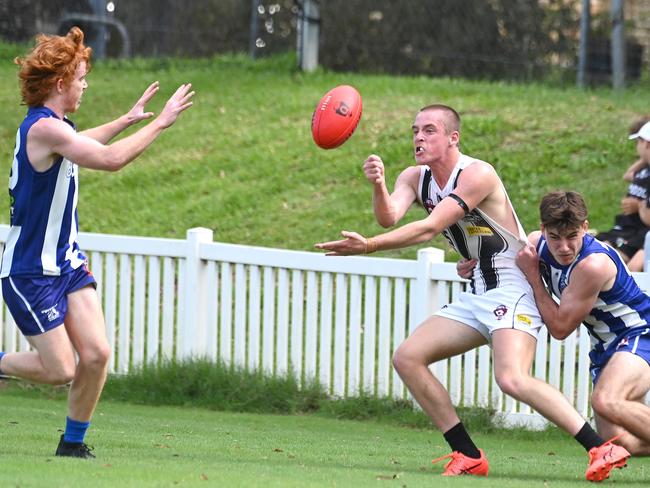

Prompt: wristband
[365,237,378,254]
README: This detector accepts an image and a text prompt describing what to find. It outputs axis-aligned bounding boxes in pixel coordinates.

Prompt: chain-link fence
[0,0,648,85]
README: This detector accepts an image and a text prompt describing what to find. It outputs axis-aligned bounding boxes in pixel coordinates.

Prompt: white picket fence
[2,225,648,428]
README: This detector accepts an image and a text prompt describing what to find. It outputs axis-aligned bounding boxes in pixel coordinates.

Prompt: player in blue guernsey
[0,27,194,458]
[516,191,650,479]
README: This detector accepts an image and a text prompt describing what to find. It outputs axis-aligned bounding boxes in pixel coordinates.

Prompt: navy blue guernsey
[537,234,650,365]
[1,106,86,277]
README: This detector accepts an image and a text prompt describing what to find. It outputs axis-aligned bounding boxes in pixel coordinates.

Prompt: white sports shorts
[434,284,543,343]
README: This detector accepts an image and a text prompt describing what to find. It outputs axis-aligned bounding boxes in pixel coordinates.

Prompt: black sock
[574,422,604,451]
[443,422,481,459]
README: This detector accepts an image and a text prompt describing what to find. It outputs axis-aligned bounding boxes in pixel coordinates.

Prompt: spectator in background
[633,122,650,269]
[596,118,650,271]
[0,27,194,458]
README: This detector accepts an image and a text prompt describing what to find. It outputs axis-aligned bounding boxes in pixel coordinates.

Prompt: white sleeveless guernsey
[416,154,528,295]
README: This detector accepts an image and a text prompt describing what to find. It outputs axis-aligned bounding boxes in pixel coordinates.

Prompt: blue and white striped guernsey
[537,233,650,365]
[0,106,86,278]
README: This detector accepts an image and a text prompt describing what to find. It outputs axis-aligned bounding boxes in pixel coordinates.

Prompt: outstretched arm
[32,83,194,172]
[315,195,465,255]
[79,81,160,143]
[316,160,498,256]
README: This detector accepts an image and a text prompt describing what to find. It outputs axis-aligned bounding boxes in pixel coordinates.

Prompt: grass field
[1,389,649,488]
[2,44,650,486]
[1,46,650,260]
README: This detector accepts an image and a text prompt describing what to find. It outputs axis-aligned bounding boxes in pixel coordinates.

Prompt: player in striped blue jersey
[0,27,194,458]
[516,191,650,480]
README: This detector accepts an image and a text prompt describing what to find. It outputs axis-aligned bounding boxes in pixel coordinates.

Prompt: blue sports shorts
[590,327,650,384]
[1,265,97,336]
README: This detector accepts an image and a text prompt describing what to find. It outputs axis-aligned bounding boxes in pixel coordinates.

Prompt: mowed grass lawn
[1,391,649,488]
[1,48,650,260]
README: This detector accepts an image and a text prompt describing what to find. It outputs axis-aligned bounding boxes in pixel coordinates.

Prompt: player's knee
[494,371,526,399]
[39,351,77,385]
[591,389,622,422]
[392,345,418,376]
[47,362,76,385]
[78,340,111,371]
[392,347,408,374]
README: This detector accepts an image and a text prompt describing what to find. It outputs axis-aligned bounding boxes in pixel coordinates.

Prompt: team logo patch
[467,226,494,236]
[493,304,508,320]
[41,305,60,322]
[334,100,352,117]
[516,314,532,326]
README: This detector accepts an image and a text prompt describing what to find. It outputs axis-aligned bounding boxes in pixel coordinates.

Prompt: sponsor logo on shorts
[41,305,60,322]
[467,226,493,236]
[516,314,532,326]
[616,337,630,349]
[493,304,508,320]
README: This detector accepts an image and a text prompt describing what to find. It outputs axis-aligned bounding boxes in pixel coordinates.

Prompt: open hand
[157,83,195,129]
[125,81,160,125]
[315,231,368,256]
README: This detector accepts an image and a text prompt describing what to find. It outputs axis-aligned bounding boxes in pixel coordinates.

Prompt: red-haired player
[0,27,194,458]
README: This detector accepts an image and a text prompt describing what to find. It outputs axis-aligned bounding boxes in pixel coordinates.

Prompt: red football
[311,85,362,149]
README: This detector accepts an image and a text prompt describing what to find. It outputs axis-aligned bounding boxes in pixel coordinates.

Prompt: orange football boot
[432,449,489,477]
[585,435,630,482]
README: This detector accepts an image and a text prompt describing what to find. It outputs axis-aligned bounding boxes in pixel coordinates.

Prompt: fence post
[414,247,445,326]
[298,0,320,72]
[610,0,625,90]
[184,227,214,357]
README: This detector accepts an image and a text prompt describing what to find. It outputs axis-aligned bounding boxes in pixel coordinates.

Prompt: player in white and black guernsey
[415,153,528,296]
[0,27,194,458]
[316,105,622,480]
[517,191,650,460]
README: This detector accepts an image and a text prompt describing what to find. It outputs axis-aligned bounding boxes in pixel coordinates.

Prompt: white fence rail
[2,225,647,427]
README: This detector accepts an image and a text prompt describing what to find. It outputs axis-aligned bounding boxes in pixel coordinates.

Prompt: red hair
[14,27,92,107]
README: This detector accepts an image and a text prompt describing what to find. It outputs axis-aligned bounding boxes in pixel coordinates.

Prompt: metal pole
[89,0,107,59]
[249,0,261,59]
[577,0,590,88]
[611,0,625,90]
[299,0,320,72]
